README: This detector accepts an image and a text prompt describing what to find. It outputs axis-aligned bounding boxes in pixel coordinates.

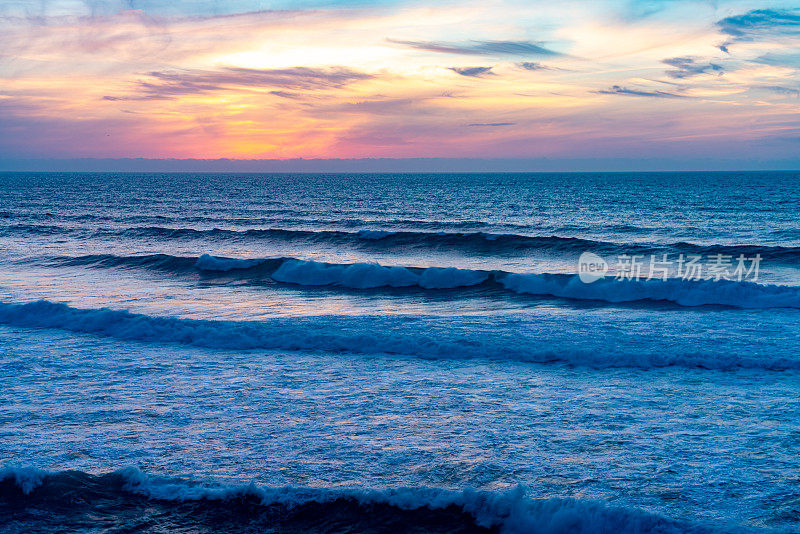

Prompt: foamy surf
[2,171,800,533]
[34,253,800,308]
[0,300,797,370]
[0,467,727,534]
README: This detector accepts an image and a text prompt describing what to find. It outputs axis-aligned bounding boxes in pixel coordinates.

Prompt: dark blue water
[1,172,799,533]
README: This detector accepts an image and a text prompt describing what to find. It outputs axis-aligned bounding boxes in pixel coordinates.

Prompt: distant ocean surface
[1,171,799,533]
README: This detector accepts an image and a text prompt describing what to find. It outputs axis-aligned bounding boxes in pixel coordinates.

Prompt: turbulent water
[0,171,799,533]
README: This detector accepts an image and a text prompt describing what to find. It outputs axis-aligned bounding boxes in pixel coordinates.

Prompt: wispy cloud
[718,9,800,39]
[2,0,799,162]
[106,66,372,100]
[0,0,372,18]
[388,39,560,57]
[102,94,171,101]
[717,9,800,50]
[662,57,723,79]
[760,85,800,96]
[269,90,305,99]
[596,85,687,98]
[752,50,800,68]
[517,61,553,71]
[448,66,494,77]
[328,98,417,115]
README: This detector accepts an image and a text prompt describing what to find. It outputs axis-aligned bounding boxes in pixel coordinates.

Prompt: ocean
[0,171,798,533]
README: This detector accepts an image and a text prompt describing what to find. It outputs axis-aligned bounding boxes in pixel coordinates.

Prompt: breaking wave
[7,223,800,260]
[0,467,726,534]
[501,272,800,309]
[40,253,800,308]
[0,300,797,370]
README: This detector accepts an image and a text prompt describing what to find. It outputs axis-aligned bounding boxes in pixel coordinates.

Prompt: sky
[1,0,799,166]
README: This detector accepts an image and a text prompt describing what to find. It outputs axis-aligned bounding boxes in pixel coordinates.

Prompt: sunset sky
[1,0,799,164]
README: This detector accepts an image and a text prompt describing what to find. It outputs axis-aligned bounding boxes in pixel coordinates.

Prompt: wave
[0,467,727,533]
[270,258,490,289]
[501,272,800,309]
[117,226,614,255]
[7,222,800,260]
[42,254,800,308]
[0,300,798,370]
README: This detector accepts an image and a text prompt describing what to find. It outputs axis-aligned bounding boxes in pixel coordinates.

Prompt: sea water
[0,172,798,533]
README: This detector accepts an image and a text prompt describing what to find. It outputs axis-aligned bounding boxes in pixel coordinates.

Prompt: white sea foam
[54,253,800,308]
[501,273,800,308]
[194,254,264,272]
[0,300,797,370]
[0,467,722,534]
[356,229,396,240]
[271,259,488,289]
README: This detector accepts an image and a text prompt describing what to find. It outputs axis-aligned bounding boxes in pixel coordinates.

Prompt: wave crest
[9,223,800,261]
[502,273,800,309]
[41,254,800,309]
[0,300,798,370]
[0,467,720,534]
[271,259,489,289]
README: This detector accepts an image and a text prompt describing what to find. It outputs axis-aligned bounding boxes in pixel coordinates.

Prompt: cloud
[718,9,800,38]
[0,97,152,158]
[753,50,800,68]
[467,122,515,127]
[517,61,553,71]
[662,57,723,79]
[329,98,416,115]
[269,90,304,99]
[0,0,382,18]
[622,0,679,20]
[448,66,494,78]
[760,85,800,96]
[717,9,800,50]
[105,66,372,100]
[388,39,560,57]
[102,94,171,101]
[596,85,687,98]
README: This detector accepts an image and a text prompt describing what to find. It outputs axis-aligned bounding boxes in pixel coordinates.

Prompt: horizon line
[2,157,799,173]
